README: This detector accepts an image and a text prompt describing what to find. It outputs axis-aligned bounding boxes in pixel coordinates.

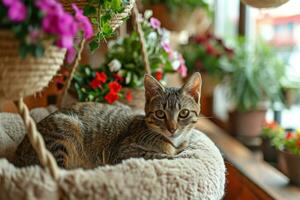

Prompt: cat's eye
[179,109,190,118]
[155,110,165,119]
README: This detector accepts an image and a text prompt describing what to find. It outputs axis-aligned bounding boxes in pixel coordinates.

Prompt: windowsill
[195,118,300,200]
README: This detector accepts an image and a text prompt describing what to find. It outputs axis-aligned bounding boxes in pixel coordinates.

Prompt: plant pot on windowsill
[261,137,278,164]
[278,150,300,187]
[229,109,267,146]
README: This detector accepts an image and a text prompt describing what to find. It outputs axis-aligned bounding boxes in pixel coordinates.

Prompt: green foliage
[84,0,130,52]
[101,11,180,88]
[225,38,286,112]
[265,124,300,157]
[261,122,284,140]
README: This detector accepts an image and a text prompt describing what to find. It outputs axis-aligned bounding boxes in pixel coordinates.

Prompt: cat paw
[176,141,189,154]
[161,143,177,156]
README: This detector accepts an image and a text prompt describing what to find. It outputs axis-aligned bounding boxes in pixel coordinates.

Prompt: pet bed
[0,107,225,200]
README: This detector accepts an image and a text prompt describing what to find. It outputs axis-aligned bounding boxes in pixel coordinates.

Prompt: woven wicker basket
[242,0,289,8]
[0,30,66,101]
[60,0,135,31]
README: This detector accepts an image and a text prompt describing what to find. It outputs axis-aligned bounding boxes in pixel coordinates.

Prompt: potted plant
[180,33,234,116]
[272,129,300,186]
[261,121,283,163]
[72,11,187,108]
[226,39,286,143]
[0,0,92,101]
[61,0,135,52]
[141,0,211,32]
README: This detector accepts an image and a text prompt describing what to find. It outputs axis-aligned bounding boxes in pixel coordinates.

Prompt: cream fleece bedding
[0,107,225,200]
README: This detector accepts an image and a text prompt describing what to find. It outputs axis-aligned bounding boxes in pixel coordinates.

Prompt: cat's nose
[168,128,177,134]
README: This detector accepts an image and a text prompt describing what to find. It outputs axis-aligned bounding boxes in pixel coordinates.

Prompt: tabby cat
[14,73,202,169]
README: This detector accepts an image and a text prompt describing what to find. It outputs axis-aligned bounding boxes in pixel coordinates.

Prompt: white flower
[148,32,157,42]
[171,60,180,70]
[144,10,153,19]
[108,59,122,72]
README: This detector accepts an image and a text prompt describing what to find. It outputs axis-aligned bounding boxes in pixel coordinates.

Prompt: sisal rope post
[133,5,151,75]
[14,98,60,180]
[57,39,86,109]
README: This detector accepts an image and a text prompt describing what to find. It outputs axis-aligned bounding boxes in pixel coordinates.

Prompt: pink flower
[66,47,77,64]
[72,4,93,39]
[177,54,187,77]
[36,0,63,14]
[7,1,27,22]
[56,36,73,49]
[177,64,187,77]
[2,0,14,6]
[161,41,171,53]
[150,17,161,29]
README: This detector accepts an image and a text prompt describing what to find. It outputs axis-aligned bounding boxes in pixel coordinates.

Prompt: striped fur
[14,73,202,169]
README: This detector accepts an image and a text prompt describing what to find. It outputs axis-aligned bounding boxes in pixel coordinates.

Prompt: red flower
[265,121,278,129]
[193,35,207,44]
[126,90,133,102]
[155,71,163,81]
[113,73,123,82]
[104,91,119,104]
[205,43,218,56]
[108,81,122,93]
[95,72,107,83]
[90,79,101,89]
[285,131,293,140]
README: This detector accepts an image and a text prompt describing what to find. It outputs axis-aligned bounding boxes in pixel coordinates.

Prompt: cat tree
[0,1,225,199]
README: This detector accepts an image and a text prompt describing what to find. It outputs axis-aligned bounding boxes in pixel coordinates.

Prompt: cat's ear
[180,72,202,104]
[144,74,165,101]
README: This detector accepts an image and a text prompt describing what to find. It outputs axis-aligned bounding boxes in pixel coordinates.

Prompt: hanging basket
[0,30,66,101]
[60,0,135,31]
[241,0,289,8]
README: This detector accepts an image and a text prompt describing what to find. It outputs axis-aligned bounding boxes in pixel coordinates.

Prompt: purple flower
[2,0,14,6]
[27,27,43,44]
[161,41,171,53]
[56,13,78,36]
[150,17,161,29]
[66,47,77,64]
[56,35,73,49]
[36,0,63,15]
[72,4,93,39]
[7,1,27,22]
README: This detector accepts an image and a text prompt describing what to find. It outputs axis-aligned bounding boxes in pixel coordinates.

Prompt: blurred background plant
[180,32,234,78]
[224,38,287,112]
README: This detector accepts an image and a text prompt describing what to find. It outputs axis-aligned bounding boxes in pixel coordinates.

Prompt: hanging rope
[57,39,86,108]
[133,5,151,75]
[14,98,60,180]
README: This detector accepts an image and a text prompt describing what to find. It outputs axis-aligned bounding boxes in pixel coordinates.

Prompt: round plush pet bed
[0,108,225,200]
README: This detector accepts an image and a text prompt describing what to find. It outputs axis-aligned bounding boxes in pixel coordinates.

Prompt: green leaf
[89,39,100,53]
[84,5,97,16]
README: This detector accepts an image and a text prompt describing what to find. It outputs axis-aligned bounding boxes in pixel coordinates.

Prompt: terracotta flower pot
[229,110,266,138]
[278,150,300,186]
[146,4,199,32]
[261,137,278,164]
